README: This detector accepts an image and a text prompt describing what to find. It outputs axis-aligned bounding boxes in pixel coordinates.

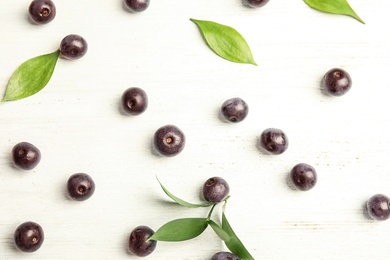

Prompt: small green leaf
[190,18,257,66]
[208,219,232,242]
[1,50,60,102]
[304,0,365,24]
[157,177,213,208]
[149,218,208,242]
[222,212,254,260]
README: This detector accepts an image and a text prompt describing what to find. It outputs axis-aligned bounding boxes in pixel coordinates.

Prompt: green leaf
[190,18,257,66]
[208,219,232,242]
[222,212,254,260]
[149,218,208,242]
[304,0,365,24]
[2,50,60,102]
[157,177,213,208]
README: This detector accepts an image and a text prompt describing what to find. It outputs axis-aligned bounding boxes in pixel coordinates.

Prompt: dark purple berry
[153,125,185,156]
[321,68,352,96]
[260,128,288,155]
[211,252,240,260]
[28,0,56,24]
[12,142,41,170]
[124,0,150,12]
[14,221,44,253]
[243,0,270,8]
[60,34,88,60]
[221,97,248,123]
[203,177,230,203]
[367,194,390,221]
[67,173,95,201]
[289,163,317,191]
[128,226,157,257]
[121,87,148,115]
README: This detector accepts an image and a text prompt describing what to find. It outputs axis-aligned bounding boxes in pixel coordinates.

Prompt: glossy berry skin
[124,0,150,12]
[128,226,157,257]
[12,142,41,170]
[121,87,148,115]
[221,97,248,123]
[321,68,352,96]
[243,0,270,8]
[14,221,44,253]
[154,125,185,157]
[260,128,288,155]
[211,252,240,260]
[60,34,88,60]
[289,163,317,191]
[67,173,95,201]
[203,177,230,203]
[367,194,390,221]
[29,0,56,24]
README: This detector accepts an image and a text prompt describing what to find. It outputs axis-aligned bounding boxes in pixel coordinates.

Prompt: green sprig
[153,178,254,259]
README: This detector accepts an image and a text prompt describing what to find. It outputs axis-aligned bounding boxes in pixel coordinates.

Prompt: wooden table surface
[1,1,390,259]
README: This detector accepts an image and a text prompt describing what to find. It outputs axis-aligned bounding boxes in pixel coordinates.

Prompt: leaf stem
[222,196,230,213]
[206,203,217,221]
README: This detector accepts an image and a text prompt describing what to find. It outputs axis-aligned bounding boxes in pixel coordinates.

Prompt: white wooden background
[1,0,390,259]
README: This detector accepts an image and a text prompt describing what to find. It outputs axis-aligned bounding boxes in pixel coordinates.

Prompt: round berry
[321,68,352,96]
[14,221,44,253]
[124,0,150,12]
[259,128,288,155]
[128,226,157,257]
[67,173,95,201]
[367,194,390,221]
[153,125,185,157]
[203,177,230,203]
[121,87,148,115]
[221,97,248,123]
[12,142,41,170]
[289,163,317,191]
[28,0,56,24]
[60,34,88,60]
[211,251,240,260]
[243,0,270,8]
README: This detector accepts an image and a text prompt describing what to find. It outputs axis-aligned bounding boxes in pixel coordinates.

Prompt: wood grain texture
[1,0,390,259]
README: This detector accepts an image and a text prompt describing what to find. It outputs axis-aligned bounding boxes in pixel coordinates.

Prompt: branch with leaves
[149,178,255,260]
